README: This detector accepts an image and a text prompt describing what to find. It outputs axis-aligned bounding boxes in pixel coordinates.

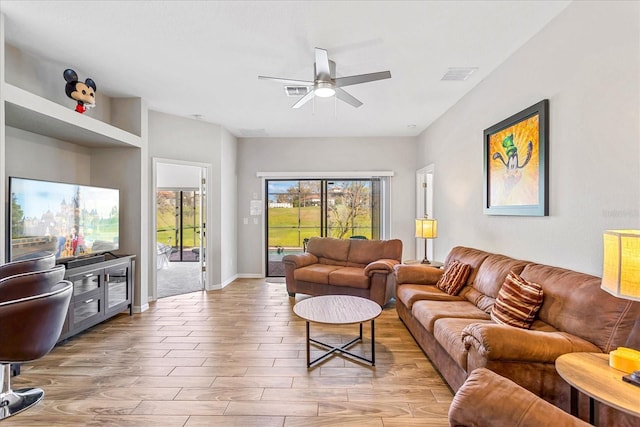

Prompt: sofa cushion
[465,254,528,313]
[412,300,490,333]
[294,264,343,285]
[328,267,369,289]
[396,284,464,309]
[434,318,493,370]
[444,247,491,288]
[491,271,543,329]
[306,237,351,263]
[436,261,471,295]
[520,263,640,352]
[347,238,403,265]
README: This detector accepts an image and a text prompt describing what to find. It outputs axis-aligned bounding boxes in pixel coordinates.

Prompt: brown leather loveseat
[283,237,402,307]
[394,246,640,426]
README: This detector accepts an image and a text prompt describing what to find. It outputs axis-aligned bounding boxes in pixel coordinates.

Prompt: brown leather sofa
[282,237,402,307]
[449,368,590,427]
[394,246,640,426]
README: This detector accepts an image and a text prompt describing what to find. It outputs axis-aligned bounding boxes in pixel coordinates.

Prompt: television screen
[8,177,120,261]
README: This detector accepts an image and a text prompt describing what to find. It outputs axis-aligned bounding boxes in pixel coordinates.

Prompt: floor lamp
[415,217,437,264]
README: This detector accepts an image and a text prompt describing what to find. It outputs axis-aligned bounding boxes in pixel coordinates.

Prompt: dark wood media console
[58,254,135,342]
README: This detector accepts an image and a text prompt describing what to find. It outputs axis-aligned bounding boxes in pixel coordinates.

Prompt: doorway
[265,178,381,276]
[154,161,208,299]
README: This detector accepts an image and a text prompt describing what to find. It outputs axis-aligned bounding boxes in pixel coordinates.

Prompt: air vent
[238,128,269,137]
[441,67,478,81]
[284,86,311,97]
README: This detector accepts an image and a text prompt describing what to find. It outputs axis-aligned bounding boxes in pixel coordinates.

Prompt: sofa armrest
[393,264,444,285]
[462,323,602,363]
[282,253,318,269]
[364,259,399,277]
[449,368,590,427]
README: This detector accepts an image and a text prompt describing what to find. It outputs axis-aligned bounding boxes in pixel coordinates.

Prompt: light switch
[243,218,248,225]
[253,217,258,225]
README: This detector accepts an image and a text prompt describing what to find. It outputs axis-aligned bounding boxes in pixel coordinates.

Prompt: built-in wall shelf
[3,83,142,148]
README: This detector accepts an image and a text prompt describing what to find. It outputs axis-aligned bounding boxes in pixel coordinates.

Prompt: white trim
[154,157,211,168]
[206,274,238,291]
[237,273,264,279]
[133,303,150,314]
[260,182,266,277]
[257,171,394,178]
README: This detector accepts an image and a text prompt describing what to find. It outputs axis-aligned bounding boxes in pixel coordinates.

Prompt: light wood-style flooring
[6,278,453,426]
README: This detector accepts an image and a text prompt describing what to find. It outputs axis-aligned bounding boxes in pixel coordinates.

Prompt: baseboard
[237,273,264,279]
[221,274,238,288]
[133,303,149,313]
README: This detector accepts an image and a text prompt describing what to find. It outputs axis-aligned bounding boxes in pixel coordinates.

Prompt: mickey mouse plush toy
[63,69,96,113]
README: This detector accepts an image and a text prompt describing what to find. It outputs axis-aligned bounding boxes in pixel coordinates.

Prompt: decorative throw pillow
[491,271,544,329]
[436,260,471,295]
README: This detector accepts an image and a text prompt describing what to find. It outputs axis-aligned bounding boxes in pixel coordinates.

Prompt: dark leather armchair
[0,252,56,280]
[0,280,72,419]
[0,265,65,302]
[0,261,64,377]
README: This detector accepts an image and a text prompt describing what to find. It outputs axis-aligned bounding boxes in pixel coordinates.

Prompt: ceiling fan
[258,47,391,109]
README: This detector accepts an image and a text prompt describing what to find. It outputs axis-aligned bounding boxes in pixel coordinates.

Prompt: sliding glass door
[156,190,202,262]
[265,178,380,276]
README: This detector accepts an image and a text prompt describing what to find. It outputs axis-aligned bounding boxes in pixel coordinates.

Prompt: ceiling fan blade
[292,90,316,109]
[334,71,391,88]
[258,76,313,86]
[335,88,363,108]
[314,47,332,80]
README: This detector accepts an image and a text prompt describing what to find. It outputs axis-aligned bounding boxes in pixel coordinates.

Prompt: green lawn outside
[157,210,200,247]
[268,206,371,247]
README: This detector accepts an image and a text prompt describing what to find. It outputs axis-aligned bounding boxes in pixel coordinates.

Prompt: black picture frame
[483,99,549,216]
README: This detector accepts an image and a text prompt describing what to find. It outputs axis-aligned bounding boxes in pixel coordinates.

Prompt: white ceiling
[0,1,570,138]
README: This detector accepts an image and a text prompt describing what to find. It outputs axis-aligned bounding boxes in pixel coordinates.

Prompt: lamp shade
[602,230,640,301]
[415,218,438,239]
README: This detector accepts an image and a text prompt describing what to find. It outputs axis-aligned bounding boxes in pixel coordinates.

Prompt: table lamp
[415,216,437,264]
[601,229,640,387]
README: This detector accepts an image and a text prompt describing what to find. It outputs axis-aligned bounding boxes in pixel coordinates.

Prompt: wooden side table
[403,260,444,268]
[555,352,640,426]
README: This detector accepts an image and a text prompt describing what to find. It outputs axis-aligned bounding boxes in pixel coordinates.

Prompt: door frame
[151,157,212,301]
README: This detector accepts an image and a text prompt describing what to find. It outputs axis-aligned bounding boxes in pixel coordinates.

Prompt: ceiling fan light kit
[259,47,391,109]
[314,82,335,98]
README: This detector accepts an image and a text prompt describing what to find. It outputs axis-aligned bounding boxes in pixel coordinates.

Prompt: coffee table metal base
[305,320,375,367]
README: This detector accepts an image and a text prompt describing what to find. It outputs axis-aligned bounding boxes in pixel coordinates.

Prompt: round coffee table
[293,295,382,367]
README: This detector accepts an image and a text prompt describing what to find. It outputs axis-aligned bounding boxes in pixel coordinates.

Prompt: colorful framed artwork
[483,99,549,216]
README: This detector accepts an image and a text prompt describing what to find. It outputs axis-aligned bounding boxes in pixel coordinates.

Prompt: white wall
[156,163,200,188]
[148,110,238,289]
[236,136,417,275]
[5,127,92,183]
[417,0,640,275]
[221,128,238,283]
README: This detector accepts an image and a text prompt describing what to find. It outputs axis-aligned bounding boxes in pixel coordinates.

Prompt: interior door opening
[265,178,381,277]
[154,161,207,299]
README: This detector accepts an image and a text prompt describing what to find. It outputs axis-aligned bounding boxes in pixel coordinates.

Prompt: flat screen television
[8,177,120,262]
